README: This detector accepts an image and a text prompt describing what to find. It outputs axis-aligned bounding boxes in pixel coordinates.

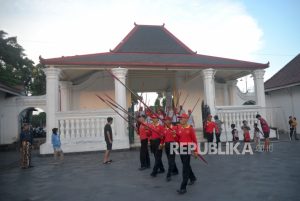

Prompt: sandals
[103,160,112,164]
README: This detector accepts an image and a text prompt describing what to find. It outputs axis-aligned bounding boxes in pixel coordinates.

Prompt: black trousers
[207,133,214,142]
[150,139,164,174]
[290,128,299,140]
[140,139,150,168]
[165,142,178,177]
[215,133,221,147]
[180,153,196,190]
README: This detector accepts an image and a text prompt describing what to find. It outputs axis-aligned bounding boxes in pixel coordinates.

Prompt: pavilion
[38,24,269,154]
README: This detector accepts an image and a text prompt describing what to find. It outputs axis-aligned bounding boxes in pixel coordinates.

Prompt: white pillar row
[59,81,72,112]
[111,67,129,149]
[252,69,266,107]
[202,68,216,115]
[227,80,238,106]
[43,67,61,144]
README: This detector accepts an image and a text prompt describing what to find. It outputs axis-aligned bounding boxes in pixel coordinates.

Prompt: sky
[0,0,299,89]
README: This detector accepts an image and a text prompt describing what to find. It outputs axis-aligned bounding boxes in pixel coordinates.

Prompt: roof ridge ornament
[162,23,165,27]
[134,22,137,26]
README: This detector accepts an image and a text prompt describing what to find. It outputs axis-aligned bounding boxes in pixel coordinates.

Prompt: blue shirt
[52,133,61,148]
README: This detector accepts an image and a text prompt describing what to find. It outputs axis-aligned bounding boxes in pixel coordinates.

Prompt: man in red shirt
[137,115,150,170]
[177,113,198,194]
[160,116,179,181]
[204,114,219,143]
[256,114,270,151]
[148,115,165,177]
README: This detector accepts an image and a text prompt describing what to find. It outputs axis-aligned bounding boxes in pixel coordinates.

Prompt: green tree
[0,30,46,95]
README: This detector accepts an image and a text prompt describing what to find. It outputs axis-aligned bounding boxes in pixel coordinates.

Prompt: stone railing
[215,106,261,141]
[56,109,117,144]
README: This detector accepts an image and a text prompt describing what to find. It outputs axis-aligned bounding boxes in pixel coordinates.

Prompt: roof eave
[265,82,300,92]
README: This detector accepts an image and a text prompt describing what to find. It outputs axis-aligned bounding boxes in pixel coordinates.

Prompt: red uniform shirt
[138,123,149,140]
[177,124,198,153]
[204,121,219,134]
[148,123,163,140]
[161,125,178,144]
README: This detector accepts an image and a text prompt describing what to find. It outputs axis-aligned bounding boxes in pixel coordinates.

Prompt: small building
[265,54,300,132]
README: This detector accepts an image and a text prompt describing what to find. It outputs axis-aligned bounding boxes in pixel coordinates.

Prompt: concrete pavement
[0,140,300,201]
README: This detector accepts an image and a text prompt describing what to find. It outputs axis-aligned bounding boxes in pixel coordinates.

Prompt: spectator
[256,114,270,151]
[103,117,113,164]
[214,115,223,147]
[231,124,239,143]
[51,128,64,161]
[20,124,33,169]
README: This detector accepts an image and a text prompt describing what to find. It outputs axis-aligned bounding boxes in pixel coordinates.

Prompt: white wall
[0,95,46,144]
[176,72,204,129]
[266,85,300,132]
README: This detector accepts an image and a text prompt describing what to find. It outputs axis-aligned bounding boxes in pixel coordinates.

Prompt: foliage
[31,112,46,127]
[0,30,46,95]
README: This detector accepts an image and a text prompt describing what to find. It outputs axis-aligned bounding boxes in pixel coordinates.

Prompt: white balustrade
[56,110,117,143]
[216,106,261,142]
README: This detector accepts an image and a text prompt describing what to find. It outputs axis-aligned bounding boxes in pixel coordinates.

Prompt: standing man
[289,116,299,140]
[137,115,151,170]
[160,116,179,181]
[204,114,219,143]
[214,115,223,147]
[20,123,33,169]
[256,114,270,151]
[103,117,113,164]
[149,115,165,177]
[177,113,198,194]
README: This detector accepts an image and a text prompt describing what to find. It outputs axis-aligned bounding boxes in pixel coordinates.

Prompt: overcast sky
[0,0,299,84]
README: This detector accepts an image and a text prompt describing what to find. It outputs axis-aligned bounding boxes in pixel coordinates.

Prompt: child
[231,124,239,143]
[253,123,263,152]
[51,128,64,161]
[241,120,251,142]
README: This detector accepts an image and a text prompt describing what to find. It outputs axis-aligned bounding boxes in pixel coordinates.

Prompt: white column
[202,68,216,115]
[227,80,238,105]
[59,81,72,112]
[252,69,266,107]
[111,67,129,149]
[43,67,61,145]
[223,83,229,106]
[253,69,266,117]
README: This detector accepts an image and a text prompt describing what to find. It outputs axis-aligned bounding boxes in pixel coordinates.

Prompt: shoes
[150,172,157,177]
[103,161,111,164]
[188,179,197,185]
[139,167,147,171]
[177,189,187,194]
[166,177,171,182]
[158,169,165,174]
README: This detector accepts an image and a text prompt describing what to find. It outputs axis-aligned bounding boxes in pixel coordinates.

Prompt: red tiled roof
[265,54,300,91]
[41,24,269,69]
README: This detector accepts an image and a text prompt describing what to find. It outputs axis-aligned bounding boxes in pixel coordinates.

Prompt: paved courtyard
[1,140,300,201]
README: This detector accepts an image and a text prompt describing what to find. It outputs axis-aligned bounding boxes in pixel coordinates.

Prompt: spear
[103,93,208,165]
[105,69,175,131]
[101,94,162,136]
[96,95,129,123]
[189,96,201,118]
[181,93,189,108]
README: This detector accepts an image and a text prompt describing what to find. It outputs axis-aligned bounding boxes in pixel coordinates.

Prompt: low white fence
[56,110,117,143]
[216,106,261,141]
